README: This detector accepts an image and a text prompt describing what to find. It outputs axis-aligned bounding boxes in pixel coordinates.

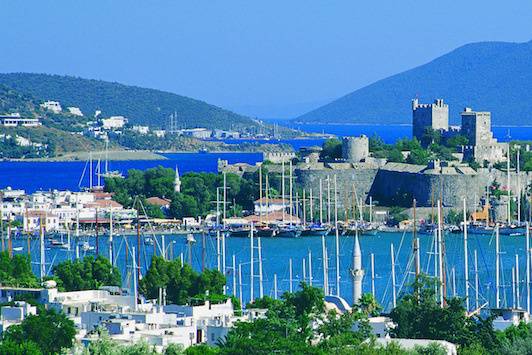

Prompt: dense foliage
[139,256,226,305]
[52,255,121,291]
[0,73,259,131]
[320,138,343,160]
[0,251,39,287]
[2,308,76,354]
[105,166,261,218]
[390,275,499,353]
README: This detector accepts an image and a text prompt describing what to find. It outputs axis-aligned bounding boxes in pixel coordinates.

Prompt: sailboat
[97,141,124,179]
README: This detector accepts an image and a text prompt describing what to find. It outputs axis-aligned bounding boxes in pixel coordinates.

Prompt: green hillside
[0,73,259,130]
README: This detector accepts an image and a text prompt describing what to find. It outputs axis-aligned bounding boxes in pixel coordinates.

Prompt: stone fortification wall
[369,168,486,210]
[296,166,378,211]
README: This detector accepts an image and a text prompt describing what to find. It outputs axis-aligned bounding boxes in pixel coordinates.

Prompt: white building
[153,130,166,138]
[254,198,289,214]
[132,125,150,134]
[102,116,127,130]
[40,100,62,113]
[0,113,41,127]
[67,107,84,116]
[0,301,37,334]
[180,128,212,139]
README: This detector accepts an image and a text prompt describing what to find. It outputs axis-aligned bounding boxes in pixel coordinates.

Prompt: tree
[139,256,226,305]
[390,275,498,350]
[183,344,217,355]
[354,293,382,317]
[0,251,39,287]
[4,308,76,354]
[421,128,441,147]
[52,255,121,292]
[406,148,430,165]
[0,339,42,355]
[320,138,342,160]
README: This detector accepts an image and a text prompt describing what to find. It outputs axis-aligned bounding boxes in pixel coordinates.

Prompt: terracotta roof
[92,192,114,200]
[88,200,123,208]
[146,197,172,206]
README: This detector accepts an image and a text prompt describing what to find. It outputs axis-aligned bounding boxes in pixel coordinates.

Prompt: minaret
[352,232,364,304]
[174,166,181,193]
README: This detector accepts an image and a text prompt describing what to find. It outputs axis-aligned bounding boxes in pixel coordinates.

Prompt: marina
[2,224,530,312]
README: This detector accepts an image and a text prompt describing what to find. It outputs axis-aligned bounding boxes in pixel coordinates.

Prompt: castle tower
[352,233,364,304]
[174,166,181,193]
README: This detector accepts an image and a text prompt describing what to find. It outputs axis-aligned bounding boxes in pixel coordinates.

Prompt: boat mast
[507,145,511,225]
[232,254,237,296]
[132,246,138,311]
[238,263,243,306]
[371,253,375,298]
[516,254,520,309]
[250,223,254,303]
[89,152,93,190]
[517,147,521,223]
[309,188,314,223]
[474,249,479,310]
[259,166,263,224]
[216,188,221,272]
[391,243,396,308]
[40,216,45,279]
[413,199,420,276]
[496,225,500,308]
[223,172,227,227]
[289,160,293,224]
[273,273,278,299]
[109,205,113,265]
[322,234,328,295]
[463,198,469,311]
[327,176,331,224]
[282,161,285,222]
[258,237,263,298]
[302,190,306,226]
[334,175,340,297]
[319,179,323,225]
[527,222,530,314]
[308,250,313,286]
[289,258,293,292]
[437,199,445,307]
[302,258,306,283]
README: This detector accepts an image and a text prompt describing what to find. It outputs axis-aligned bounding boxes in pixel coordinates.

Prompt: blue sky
[2,1,532,118]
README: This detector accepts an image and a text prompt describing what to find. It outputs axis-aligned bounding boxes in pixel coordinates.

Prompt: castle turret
[352,233,364,304]
[174,166,181,193]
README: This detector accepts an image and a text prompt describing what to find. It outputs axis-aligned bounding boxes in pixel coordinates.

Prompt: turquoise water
[9,230,529,311]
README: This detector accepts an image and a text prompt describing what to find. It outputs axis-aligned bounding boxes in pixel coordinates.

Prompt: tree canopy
[0,251,39,287]
[139,256,226,305]
[3,308,76,354]
[52,255,121,292]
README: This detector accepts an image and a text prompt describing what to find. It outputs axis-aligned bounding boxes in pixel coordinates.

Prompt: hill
[296,40,532,125]
[0,73,258,130]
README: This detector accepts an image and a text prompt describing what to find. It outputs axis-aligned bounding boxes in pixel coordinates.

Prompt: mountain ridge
[295,40,532,125]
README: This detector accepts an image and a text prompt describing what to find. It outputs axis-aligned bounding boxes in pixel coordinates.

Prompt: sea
[1,123,532,308]
[2,123,529,193]
[8,229,527,310]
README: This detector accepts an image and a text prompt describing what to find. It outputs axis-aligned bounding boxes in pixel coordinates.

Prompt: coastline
[10,150,168,162]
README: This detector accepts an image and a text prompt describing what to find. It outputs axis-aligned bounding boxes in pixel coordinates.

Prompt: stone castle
[412,98,507,163]
[219,99,527,219]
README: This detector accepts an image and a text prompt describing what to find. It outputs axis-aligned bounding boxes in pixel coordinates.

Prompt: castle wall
[296,167,378,212]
